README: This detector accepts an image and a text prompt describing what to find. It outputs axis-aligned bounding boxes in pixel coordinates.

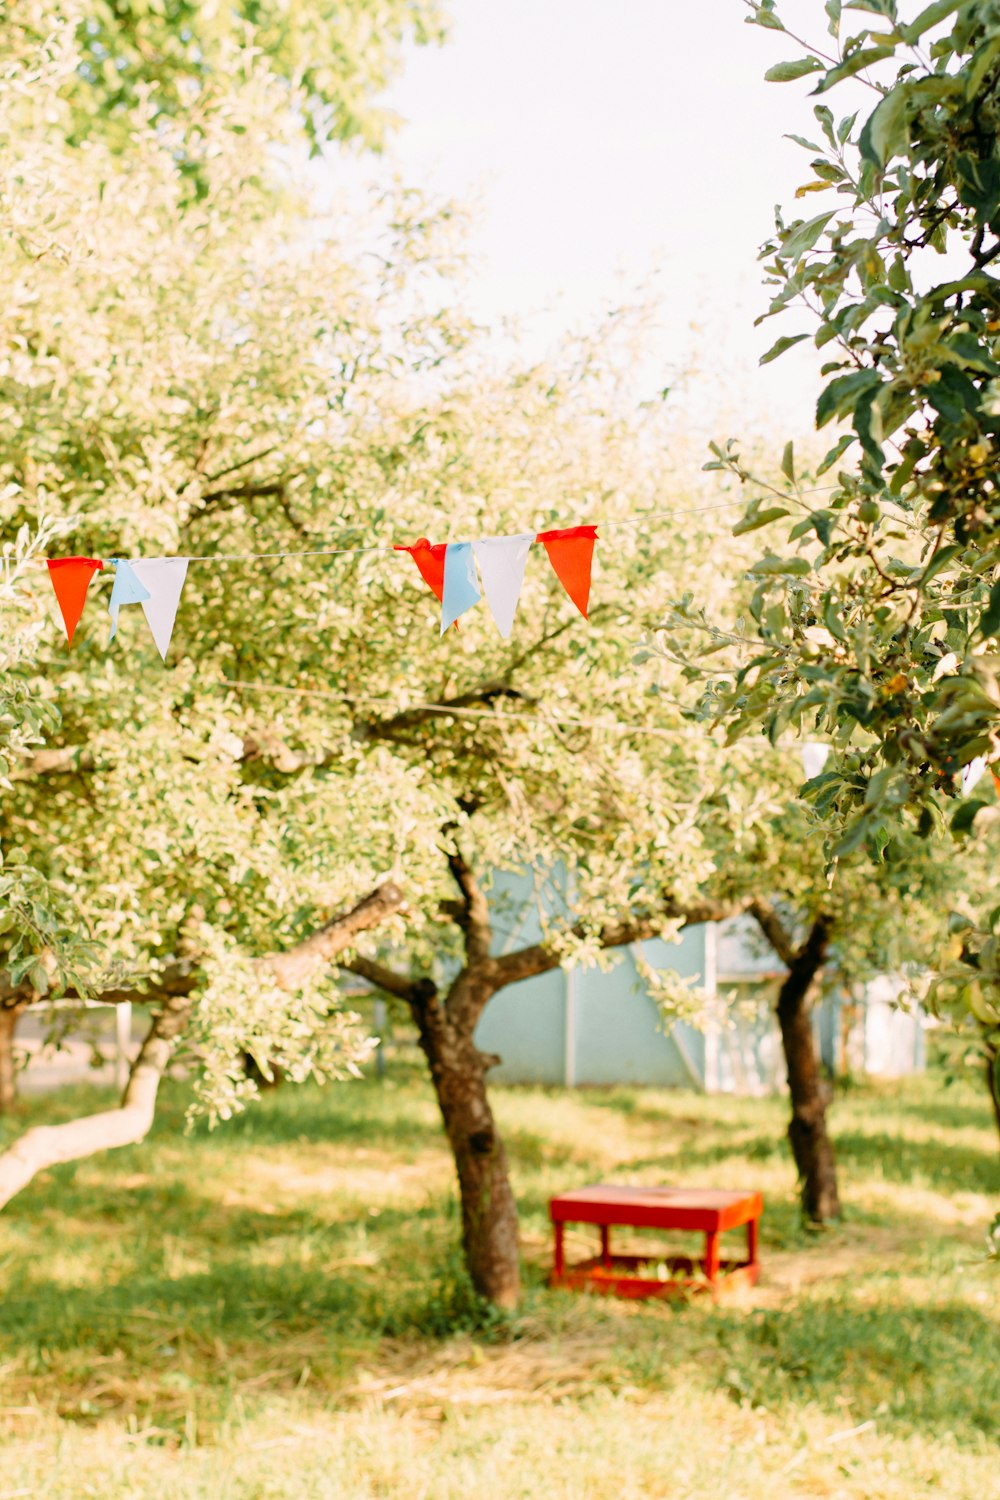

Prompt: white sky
[365,0,842,438]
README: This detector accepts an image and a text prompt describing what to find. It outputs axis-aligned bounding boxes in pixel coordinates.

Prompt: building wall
[476,927,710,1088]
[474,875,925,1093]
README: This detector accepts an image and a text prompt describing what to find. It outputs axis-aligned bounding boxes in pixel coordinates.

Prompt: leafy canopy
[685,0,1000,1044]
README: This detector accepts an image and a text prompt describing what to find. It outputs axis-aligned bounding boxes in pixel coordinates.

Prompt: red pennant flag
[395,538,463,629]
[536,525,597,619]
[394,538,447,602]
[46,557,104,646]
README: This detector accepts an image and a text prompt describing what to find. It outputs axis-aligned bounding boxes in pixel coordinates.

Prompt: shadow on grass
[6,1239,995,1448]
[835,1129,999,1195]
[707,1294,1000,1447]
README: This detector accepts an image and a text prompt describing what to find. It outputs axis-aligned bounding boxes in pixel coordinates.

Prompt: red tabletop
[549,1184,762,1233]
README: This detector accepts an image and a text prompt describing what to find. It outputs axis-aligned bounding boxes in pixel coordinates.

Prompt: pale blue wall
[474,867,713,1086]
[469,870,924,1091]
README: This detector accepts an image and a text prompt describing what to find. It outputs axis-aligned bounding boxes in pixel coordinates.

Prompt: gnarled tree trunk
[413,971,520,1309]
[340,865,756,1309]
[776,916,840,1223]
[0,1001,26,1115]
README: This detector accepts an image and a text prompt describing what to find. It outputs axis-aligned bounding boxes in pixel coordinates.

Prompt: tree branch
[493,896,752,986]
[0,990,191,1211]
[3,884,405,1010]
[353,683,532,744]
[16,746,98,779]
[445,847,492,967]
[337,955,436,1007]
[0,881,406,1211]
[748,896,798,968]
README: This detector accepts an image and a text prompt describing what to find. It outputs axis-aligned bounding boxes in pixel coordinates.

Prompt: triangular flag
[472,533,534,638]
[394,538,447,602]
[129,557,189,661]
[46,557,104,646]
[961,756,988,795]
[536,525,597,619]
[441,542,481,634]
[107,558,151,643]
[801,742,830,780]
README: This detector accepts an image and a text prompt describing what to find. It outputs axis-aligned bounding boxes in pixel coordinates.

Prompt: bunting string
[42,495,771,656]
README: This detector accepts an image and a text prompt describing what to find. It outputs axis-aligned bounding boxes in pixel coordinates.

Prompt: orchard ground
[0,1060,996,1500]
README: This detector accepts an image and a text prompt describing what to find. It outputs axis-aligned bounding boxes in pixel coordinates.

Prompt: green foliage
[18,0,446,156]
[684,2,1000,1016]
[0,6,809,1113]
[0,514,102,993]
[731,0,1000,820]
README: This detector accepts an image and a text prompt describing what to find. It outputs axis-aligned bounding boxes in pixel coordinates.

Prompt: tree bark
[340,877,758,1309]
[0,1002,26,1115]
[985,1040,1000,1150]
[412,970,521,1309]
[775,916,841,1223]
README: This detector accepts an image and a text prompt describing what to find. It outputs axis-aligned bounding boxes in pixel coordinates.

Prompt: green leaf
[765,57,825,82]
[780,209,836,260]
[824,596,849,642]
[760,332,809,364]
[833,813,871,857]
[817,433,855,473]
[813,45,896,94]
[919,542,963,587]
[899,0,962,42]
[816,369,882,427]
[966,35,1000,98]
[977,577,1000,640]
[951,799,990,836]
[781,440,795,481]
[732,507,791,536]
[859,84,910,167]
[750,554,813,576]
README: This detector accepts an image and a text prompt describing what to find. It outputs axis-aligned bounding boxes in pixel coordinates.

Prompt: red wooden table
[549,1184,762,1299]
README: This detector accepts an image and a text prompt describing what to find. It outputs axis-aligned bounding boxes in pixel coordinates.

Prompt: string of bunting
[40,491,839,658]
[45,525,598,657]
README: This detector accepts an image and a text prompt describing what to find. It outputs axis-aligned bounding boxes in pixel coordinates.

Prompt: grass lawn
[0,1061,997,1498]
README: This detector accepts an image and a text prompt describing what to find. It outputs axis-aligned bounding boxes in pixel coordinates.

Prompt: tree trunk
[411,974,521,1308]
[0,1002,26,1114]
[985,1040,1000,1150]
[776,918,841,1223]
[0,992,191,1211]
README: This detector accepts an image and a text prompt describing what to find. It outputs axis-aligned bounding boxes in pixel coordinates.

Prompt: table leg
[747,1216,759,1268]
[600,1224,611,1269]
[703,1230,720,1283]
[554,1221,565,1279]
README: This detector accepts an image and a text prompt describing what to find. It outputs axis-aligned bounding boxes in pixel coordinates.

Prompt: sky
[359,0,841,437]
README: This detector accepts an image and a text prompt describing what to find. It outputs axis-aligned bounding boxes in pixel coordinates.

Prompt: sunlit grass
[0,1063,997,1498]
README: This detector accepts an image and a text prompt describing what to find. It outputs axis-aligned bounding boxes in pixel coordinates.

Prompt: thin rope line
[146,501,752,562]
[55,492,838,566]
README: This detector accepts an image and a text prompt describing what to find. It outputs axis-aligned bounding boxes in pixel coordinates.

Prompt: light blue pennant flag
[441,541,481,634]
[107,558,151,642]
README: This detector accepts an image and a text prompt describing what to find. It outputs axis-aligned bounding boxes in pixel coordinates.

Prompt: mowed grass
[0,1061,997,1499]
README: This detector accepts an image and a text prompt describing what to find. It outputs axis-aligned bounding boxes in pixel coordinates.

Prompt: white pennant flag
[471,533,534,638]
[129,557,189,661]
[961,756,988,795]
